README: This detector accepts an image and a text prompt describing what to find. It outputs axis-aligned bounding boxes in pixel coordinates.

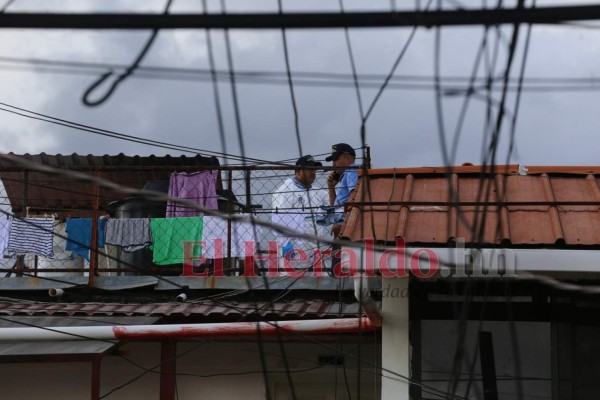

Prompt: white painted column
[381,277,410,400]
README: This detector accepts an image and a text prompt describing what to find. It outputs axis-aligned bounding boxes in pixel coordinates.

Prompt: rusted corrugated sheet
[0,316,159,359]
[0,300,362,318]
[341,166,600,246]
[0,153,220,214]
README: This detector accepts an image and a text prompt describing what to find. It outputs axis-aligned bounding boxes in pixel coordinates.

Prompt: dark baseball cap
[325,143,356,162]
[295,155,322,167]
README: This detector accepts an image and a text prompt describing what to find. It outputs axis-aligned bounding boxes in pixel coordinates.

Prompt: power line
[4,56,600,93]
[0,101,297,166]
[3,5,600,29]
[81,0,174,107]
[4,55,600,85]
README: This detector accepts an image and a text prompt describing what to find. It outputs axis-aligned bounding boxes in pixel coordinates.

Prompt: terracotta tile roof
[0,300,362,319]
[340,165,600,246]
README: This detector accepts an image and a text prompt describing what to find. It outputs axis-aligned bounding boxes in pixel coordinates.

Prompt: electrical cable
[0,100,289,165]
[201,0,229,167]
[278,0,303,159]
[81,0,175,107]
[360,0,434,143]
[218,0,279,397]
[2,5,596,398]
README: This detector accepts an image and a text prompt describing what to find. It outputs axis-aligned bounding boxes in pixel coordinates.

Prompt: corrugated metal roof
[0,316,160,359]
[0,153,220,214]
[0,341,114,359]
[0,300,362,318]
[341,166,600,246]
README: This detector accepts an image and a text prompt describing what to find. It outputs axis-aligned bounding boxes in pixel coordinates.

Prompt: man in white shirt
[272,155,329,275]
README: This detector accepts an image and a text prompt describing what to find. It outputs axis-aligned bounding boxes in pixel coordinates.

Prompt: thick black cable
[448,30,488,164]
[434,0,450,169]
[335,34,378,394]
[504,2,534,168]
[460,1,526,398]
[81,0,174,107]
[446,1,504,395]
[218,1,277,398]
[202,0,229,166]
[278,0,303,158]
[361,0,434,141]
[339,0,365,121]
[502,4,535,400]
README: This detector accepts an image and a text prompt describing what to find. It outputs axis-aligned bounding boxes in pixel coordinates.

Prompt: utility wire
[218,1,278,398]
[4,54,600,85]
[81,0,174,107]
[5,56,600,92]
[201,0,229,168]
[0,100,298,166]
[278,0,303,158]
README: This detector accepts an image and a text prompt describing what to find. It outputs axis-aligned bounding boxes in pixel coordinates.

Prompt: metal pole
[91,356,101,400]
[479,331,499,400]
[0,318,378,341]
[15,171,29,277]
[159,340,177,400]
[227,170,233,274]
[245,170,251,211]
[364,145,372,169]
[88,169,100,287]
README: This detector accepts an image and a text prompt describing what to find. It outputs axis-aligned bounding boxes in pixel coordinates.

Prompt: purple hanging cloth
[166,170,219,217]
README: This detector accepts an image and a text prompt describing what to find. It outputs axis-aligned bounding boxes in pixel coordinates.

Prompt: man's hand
[327,171,340,189]
[331,224,342,238]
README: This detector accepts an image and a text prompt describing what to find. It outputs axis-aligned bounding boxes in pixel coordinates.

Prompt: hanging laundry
[0,216,10,256]
[65,218,106,261]
[166,170,218,217]
[150,217,203,265]
[105,218,152,252]
[201,216,262,259]
[7,217,54,257]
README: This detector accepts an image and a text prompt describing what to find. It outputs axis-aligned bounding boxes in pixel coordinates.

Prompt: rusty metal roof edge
[92,276,159,291]
[0,277,87,291]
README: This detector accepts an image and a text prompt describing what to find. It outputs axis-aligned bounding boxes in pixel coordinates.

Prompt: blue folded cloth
[315,206,345,226]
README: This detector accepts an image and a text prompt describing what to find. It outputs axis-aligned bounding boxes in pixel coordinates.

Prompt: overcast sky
[0,0,599,168]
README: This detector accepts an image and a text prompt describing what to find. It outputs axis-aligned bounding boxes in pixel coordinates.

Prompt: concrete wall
[0,340,379,400]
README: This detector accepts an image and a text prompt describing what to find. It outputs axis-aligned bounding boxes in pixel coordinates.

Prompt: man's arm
[327,172,338,206]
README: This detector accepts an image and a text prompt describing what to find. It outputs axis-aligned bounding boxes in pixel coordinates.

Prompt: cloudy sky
[0,0,599,168]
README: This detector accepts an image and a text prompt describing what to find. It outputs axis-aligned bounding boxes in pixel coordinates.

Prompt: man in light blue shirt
[326,143,358,237]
